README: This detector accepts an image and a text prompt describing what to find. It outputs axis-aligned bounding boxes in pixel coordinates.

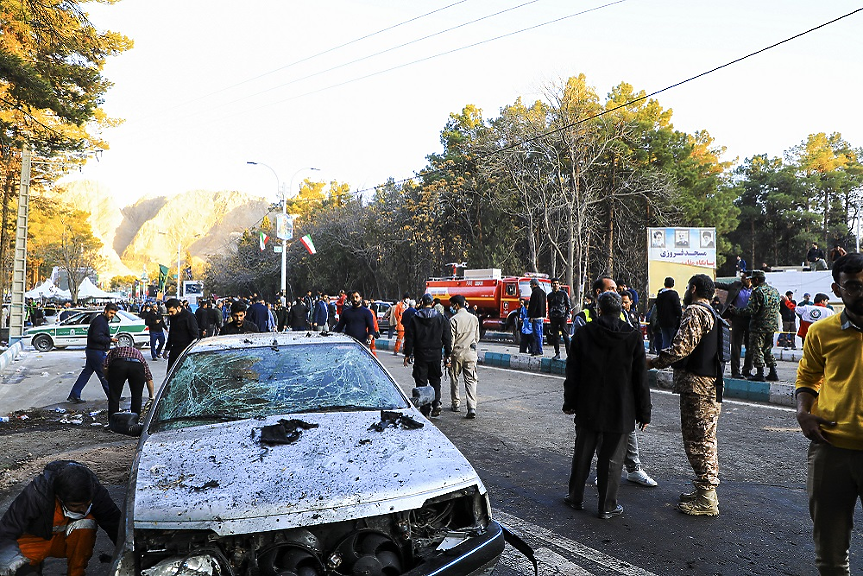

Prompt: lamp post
[247,162,319,297]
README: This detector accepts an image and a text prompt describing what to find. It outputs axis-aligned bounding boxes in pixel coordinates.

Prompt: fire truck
[425,268,566,343]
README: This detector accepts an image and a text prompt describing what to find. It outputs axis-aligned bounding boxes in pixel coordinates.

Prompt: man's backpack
[693,301,731,364]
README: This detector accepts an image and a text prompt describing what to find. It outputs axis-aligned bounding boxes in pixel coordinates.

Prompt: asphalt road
[2,345,859,576]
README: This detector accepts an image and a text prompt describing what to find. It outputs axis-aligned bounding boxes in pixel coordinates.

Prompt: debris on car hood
[259,418,319,445]
[367,410,424,432]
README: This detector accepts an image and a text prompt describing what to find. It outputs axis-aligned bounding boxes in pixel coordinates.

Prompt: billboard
[275,214,294,240]
[647,227,716,298]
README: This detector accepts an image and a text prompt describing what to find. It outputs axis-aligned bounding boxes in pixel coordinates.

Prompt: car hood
[131,411,483,535]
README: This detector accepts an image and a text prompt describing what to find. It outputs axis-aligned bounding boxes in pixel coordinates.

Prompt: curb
[0,341,23,374]
[374,337,795,407]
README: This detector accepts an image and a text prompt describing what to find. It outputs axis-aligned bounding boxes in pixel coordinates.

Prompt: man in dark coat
[404,293,453,417]
[245,298,270,332]
[289,298,310,331]
[563,291,651,520]
[714,272,753,378]
[334,291,377,344]
[140,303,166,360]
[164,298,199,369]
[67,303,118,404]
[527,278,547,356]
[656,276,682,349]
[0,461,120,576]
[220,301,260,335]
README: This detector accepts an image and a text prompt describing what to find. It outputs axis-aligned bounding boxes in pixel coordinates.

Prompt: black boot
[748,368,765,382]
[766,366,779,381]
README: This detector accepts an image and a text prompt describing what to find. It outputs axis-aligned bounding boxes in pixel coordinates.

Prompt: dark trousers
[730,316,752,375]
[519,332,533,354]
[412,354,443,409]
[107,360,145,416]
[660,326,678,350]
[548,317,570,356]
[568,428,627,513]
[69,348,109,399]
[149,331,165,359]
[167,342,192,370]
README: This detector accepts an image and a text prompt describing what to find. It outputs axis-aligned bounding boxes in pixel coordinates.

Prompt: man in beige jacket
[448,294,481,419]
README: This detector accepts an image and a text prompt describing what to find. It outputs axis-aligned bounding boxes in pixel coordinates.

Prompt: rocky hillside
[53,182,270,280]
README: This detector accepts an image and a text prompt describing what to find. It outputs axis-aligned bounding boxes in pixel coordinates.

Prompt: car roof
[186,331,358,353]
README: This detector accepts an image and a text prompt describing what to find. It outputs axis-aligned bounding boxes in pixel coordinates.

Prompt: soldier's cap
[750,270,766,280]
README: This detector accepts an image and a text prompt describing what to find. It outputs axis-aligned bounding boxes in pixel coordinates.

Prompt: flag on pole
[300,234,317,255]
[259,231,268,251]
[158,264,169,293]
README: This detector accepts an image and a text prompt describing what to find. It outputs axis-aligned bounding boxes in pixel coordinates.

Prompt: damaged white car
[110,333,521,576]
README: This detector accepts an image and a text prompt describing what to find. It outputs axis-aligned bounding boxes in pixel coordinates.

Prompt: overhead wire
[126,0,471,123]
[346,5,863,196]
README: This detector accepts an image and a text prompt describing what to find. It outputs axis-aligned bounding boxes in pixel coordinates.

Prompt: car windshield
[151,342,408,431]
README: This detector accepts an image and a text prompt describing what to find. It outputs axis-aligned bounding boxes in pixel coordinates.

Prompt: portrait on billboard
[674,229,690,248]
[700,229,715,248]
[651,229,666,248]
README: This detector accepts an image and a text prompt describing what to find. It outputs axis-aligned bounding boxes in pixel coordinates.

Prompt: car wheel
[32,334,53,352]
[117,334,135,348]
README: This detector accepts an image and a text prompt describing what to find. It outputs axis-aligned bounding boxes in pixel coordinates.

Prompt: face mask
[62,503,92,520]
[449,307,456,314]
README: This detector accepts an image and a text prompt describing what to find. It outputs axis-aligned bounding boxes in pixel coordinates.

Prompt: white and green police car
[25,310,149,352]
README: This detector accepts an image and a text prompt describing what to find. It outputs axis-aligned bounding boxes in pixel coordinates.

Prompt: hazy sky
[61,0,863,207]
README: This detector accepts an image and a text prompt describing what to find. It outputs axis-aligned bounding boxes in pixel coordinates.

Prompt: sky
[60,0,863,208]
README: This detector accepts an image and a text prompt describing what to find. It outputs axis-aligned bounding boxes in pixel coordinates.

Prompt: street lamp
[247,162,319,297]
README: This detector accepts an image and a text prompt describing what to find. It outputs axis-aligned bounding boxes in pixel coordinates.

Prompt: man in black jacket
[404,293,453,417]
[563,291,651,520]
[546,278,571,360]
[527,278,547,356]
[164,298,199,369]
[656,277,682,349]
[0,461,120,576]
[334,291,377,344]
[67,303,118,404]
[220,301,260,335]
[140,303,166,360]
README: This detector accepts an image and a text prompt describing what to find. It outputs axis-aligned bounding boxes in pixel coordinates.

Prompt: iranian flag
[300,234,317,255]
[259,231,268,251]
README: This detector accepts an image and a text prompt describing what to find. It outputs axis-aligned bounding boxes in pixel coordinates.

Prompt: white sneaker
[626,469,658,487]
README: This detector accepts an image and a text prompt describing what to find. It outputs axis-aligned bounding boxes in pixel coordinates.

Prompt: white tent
[25,278,72,300]
[75,277,115,300]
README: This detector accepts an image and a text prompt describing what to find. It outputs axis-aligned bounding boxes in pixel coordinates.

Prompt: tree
[110,274,137,292]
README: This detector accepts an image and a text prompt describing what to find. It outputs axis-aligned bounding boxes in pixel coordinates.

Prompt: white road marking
[479,365,795,412]
[495,509,660,576]
[498,546,594,575]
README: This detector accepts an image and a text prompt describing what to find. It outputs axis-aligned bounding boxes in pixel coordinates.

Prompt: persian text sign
[648,227,716,267]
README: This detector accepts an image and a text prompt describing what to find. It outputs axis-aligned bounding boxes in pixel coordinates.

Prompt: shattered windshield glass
[151,343,408,431]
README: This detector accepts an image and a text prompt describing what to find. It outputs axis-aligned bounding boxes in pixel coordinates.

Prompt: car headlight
[141,555,221,576]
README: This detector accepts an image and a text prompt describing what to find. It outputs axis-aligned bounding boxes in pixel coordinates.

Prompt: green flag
[158,264,169,293]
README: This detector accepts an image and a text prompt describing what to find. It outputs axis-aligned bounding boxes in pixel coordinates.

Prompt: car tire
[117,333,135,348]
[32,334,53,352]
[511,323,521,346]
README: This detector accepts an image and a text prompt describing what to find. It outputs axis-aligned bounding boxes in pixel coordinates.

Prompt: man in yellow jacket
[796,252,863,576]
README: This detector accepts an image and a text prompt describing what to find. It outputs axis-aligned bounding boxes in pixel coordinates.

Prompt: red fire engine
[425,268,567,342]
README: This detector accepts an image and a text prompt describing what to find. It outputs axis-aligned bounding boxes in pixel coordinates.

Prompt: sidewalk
[374,337,798,408]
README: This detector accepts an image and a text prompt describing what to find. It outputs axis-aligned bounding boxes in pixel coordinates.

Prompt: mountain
[53,182,270,281]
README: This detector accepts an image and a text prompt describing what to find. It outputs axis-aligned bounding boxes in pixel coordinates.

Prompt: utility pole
[9,145,31,343]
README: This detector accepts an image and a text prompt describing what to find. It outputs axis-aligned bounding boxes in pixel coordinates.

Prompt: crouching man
[0,461,120,576]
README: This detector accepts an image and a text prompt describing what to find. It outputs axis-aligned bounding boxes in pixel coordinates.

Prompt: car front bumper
[403,520,505,576]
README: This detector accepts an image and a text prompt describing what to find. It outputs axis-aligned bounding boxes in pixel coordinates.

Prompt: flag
[259,231,268,251]
[158,264,169,293]
[300,234,317,255]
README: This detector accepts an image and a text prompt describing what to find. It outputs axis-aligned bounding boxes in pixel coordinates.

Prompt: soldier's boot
[679,487,699,502]
[677,489,719,516]
[766,366,779,381]
[747,368,765,382]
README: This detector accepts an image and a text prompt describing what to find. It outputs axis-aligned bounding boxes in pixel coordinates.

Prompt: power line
[254,0,628,110]
[126,1,471,124]
[349,6,863,196]
[223,0,542,108]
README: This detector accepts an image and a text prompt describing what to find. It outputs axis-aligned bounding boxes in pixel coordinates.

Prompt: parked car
[109,333,510,576]
[374,301,393,331]
[25,310,148,352]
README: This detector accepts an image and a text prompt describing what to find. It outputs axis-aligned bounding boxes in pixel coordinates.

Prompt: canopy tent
[25,278,72,300]
[75,277,115,300]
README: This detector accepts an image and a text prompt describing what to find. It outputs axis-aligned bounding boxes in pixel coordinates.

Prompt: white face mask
[62,503,92,520]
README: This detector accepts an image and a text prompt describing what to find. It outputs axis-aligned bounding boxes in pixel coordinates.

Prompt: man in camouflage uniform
[733,269,780,382]
[648,274,722,516]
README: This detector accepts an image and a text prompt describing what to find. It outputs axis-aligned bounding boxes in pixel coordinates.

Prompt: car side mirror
[109,412,143,436]
[411,386,435,408]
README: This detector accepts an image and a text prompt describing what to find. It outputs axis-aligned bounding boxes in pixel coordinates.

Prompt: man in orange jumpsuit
[393,293,409,355]
[0,461,120,576]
